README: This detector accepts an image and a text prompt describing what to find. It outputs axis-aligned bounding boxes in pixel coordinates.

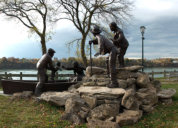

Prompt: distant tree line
[61,57,178,68]
[0,57,38,69]
[0,57,178,69]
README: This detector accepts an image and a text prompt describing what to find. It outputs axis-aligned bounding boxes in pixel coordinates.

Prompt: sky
[0,0,178,59]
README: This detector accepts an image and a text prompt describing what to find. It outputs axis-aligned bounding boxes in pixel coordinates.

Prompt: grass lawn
[0,82,2,90]
[0,84,177,128]
[0,96,86,128]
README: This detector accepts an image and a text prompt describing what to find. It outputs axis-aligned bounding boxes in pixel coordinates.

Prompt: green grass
[0,84,177,128]
[0,81,2,90]
[0,97,86,128]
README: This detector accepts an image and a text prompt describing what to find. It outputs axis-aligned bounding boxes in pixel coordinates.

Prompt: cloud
[125,14,178,59]
[133,0,178,22]
[0,19,81,59]
[1,14,177,59]
[0,0,178,59]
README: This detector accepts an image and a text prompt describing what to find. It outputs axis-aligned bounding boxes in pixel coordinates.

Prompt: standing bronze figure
[89,26,119,88]
[35,48,56,96]
[109,22,129,68]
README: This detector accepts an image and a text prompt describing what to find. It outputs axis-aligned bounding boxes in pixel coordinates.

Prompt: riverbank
[1,57,178,69]
[1,67,178,80]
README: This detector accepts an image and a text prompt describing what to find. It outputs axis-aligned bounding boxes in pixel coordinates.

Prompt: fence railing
[0,72,74,81]
[0,70,178,80]
[147,70,178,79]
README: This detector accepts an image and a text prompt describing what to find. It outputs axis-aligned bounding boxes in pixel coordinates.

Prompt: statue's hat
[48,48,56,53]
[91,26,102,34]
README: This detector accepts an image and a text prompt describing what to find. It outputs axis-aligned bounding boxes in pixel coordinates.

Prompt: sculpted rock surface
[81,95,97,109]
[117,80,127,89]
[12,91,33,99]
[121,89,140,110]
[157,88,176,99]
[65,97,86,113]
[86,66,106,77]
[116,65,143,72]
[151,80,161,92]
[140,105,154,113]
[34,65,174,126]
[39,91,79,106]
[90,103,120,120]
[127,78,136,86]
[136,87,158,106]
[116,71,139,80]
[87,118,120,128]
[116,110,143,126]
[136,74,150,88]
[77,86,125,98]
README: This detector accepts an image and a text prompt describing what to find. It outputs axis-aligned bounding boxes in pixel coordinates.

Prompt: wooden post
[164,70,166,78]
[9,73,12,80]
[20,72,22,81]
[5,72,8,79]
[152,71,154,79]
[36,73,39,81]
[56,72,58,80]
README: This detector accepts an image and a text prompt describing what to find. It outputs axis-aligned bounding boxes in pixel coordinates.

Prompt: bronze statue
[35,48,56,96]
[63,61,86,81]
[109,22,129,68]
[50,61,62,81]
[89,26,119,88]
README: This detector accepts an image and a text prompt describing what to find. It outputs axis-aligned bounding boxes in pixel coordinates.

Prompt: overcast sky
[0,0,178,59]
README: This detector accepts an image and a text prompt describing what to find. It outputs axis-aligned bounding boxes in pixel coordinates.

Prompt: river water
[0,67,178,80]
[0,69,73,80]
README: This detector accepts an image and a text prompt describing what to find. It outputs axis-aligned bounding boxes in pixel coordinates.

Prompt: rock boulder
[87,118,120,128]
[136,74,150,88]
[116,110,143,126]
[121,89,140,110]
[86,66,106,77]
[90,103,120,120]
[39,91,80,106]
[136,87,158,106]
[77,86,125,98]
[157,88,176,99]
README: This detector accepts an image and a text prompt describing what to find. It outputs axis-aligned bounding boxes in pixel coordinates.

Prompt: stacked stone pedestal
[37,65,176,127]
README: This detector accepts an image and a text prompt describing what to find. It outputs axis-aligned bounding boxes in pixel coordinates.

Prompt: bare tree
[56,0,133,66]
[0,0,58,55]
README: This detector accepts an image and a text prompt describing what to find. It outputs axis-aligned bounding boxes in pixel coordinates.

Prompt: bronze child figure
[50,61,62,81]
[63,61,86,81]
[89,26,119,88]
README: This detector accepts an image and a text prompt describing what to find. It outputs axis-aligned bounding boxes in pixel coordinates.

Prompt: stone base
[160,98,173,105]
[33,66,176,126]
[116,110,143,126]
[87,118,120,128]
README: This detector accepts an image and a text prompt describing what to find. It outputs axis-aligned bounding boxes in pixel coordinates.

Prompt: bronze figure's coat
[90,26,119,88]
[35,48,56,96]
[110,22,129,67]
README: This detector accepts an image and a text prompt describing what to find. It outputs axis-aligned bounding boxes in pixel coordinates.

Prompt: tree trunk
[41,36,47,55]
[81,35,88,66]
